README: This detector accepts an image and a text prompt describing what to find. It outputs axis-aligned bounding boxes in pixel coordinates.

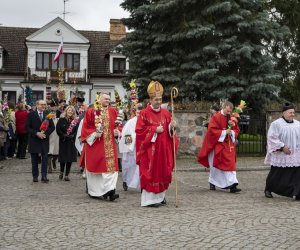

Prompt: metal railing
[26,68,88,83]
[236,115,267,156]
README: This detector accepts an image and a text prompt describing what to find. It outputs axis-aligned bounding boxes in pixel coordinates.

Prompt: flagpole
[170,87,179,207]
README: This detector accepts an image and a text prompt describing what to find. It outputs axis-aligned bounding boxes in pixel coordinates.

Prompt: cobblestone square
[0,157,299,249]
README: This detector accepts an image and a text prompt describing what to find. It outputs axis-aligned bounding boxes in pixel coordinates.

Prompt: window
[36,53,50,70]
[113,58,126,74]
[66,54,80,70]
[2,91,16,106]
[36,52,80,71]
[32,91,44,104]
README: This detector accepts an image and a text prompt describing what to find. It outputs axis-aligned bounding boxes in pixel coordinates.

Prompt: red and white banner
[54,39,63,62]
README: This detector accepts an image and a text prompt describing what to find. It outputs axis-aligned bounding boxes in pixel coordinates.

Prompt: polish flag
[54,39,63,62]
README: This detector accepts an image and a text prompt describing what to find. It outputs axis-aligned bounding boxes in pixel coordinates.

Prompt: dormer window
[113,57,126,74]
[109,43,128,74]
[109,54,128,74]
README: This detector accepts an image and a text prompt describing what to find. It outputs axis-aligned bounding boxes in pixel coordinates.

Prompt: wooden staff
[170,87,179,207]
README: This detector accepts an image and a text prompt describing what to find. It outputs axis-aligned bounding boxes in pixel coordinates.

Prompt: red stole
[81,107,118,173]
[136,105,178,193]
[197,112,240,171]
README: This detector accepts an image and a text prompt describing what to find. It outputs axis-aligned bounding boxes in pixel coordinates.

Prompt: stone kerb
[174,110,207,156]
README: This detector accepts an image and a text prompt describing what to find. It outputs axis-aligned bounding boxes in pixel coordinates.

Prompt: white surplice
[208,121,238,188]
[86,169,118,197]
[141,190,166,207]
[75,119,84,155]
[264,118,300,167]
[119,116,140,189]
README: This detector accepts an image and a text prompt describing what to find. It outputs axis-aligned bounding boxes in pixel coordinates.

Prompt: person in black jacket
[25,100,55,183]
[56,105,79,181]
[56,99,66,118]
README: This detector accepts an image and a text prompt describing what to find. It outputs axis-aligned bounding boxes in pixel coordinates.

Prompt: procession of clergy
[30,80,300,207]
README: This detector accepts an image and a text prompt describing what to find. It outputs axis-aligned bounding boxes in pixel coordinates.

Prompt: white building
[0,17,128,105]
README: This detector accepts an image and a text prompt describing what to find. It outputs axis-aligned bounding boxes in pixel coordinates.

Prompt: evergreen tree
[121,0,289,112]
[269,0,300,103]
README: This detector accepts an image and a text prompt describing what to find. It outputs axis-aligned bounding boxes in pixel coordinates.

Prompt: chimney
[109,19,126,41]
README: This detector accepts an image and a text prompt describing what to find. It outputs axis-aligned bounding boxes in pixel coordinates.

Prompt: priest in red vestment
[136,81,178,207]
[81,93,120,201]
[198,101,241,193]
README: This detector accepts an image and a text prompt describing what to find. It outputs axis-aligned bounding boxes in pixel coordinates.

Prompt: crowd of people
[0,101,30,161]
[0,80,177,207]
[1,80,299,207]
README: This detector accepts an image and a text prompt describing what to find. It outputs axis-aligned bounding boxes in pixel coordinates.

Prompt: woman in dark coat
[15,102,29,159]
[56,106,79,181]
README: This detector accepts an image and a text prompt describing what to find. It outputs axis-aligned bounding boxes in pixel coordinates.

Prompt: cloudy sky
[0,0,129,31]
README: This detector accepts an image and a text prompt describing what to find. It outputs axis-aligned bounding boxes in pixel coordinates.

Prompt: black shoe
[161,198,167,205]
[209,183,216,191]
[64,176,70,181]
[123,182,128,191]
[41,177,49,183]
[147,203,160,208]
[59,172,63,180]
[295,196,300,201]
[109,193,120,201]
[33,177,38,182]
[108,190,119,201]
[230,187,241,193]
[264,190,273,198]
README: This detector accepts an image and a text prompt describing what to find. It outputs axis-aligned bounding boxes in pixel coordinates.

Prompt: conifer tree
[121,0,289,111]
[269,0,300,102]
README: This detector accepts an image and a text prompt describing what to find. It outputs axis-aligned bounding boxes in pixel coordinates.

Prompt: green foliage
[268,0,300,102]
[121,0,289,113]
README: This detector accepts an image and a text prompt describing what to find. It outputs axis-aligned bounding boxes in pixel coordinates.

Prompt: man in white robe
[264,103,300,200]
[119,104,143,191]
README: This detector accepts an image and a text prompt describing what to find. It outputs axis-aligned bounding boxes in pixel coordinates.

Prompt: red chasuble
[136,105,178,193]
[79,144,86,168]
[81,107,119,173]
[197,112,240,171]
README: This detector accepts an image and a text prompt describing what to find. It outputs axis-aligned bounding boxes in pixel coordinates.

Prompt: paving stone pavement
[0,156,299,249]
